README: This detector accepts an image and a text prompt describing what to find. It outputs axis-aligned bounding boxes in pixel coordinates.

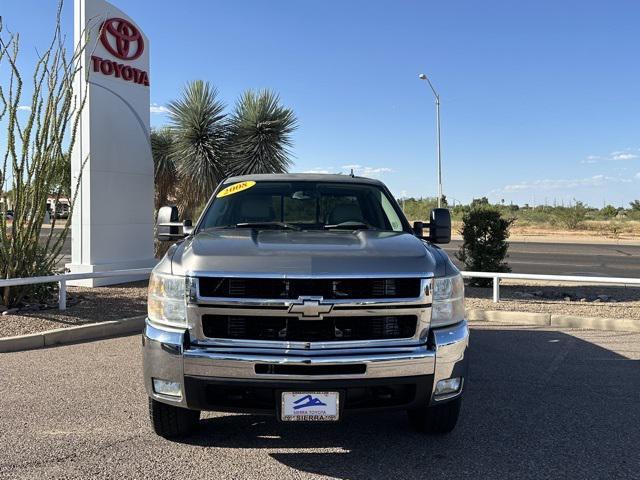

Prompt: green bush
[599,205,619,219]
[457,208,513,287]
[554,202,588,229]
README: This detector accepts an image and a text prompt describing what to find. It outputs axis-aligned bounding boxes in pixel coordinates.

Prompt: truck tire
[407,397,462,434]
[148,397,200,438]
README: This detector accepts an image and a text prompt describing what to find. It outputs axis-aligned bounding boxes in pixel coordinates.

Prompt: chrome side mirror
[156,206,192,241]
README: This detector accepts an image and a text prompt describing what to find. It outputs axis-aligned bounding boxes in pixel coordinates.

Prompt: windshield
[199,181,407,232]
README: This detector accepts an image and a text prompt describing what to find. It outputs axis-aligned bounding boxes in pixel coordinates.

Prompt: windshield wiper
[235,222,301,231]
[324,221,376,230]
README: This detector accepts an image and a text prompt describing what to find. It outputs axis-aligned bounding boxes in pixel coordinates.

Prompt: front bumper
[142,319,469,414]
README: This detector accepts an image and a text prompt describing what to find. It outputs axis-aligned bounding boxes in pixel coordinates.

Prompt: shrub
[554,202,588,229]
[457,208,513,287]
[599,205,618,219]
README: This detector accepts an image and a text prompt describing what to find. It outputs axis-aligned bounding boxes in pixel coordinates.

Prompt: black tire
[148,397,200,438]
[407,397,462,434]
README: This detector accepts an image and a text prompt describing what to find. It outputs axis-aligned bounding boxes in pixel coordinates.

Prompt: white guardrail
[0,269,153,311]
[461,271,640,303]
[1,269,639,310]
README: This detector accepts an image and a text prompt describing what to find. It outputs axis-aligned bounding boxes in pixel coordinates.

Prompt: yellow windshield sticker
[216,181,256,198]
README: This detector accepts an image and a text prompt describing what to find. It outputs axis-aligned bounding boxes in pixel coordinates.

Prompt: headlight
[148,272,187,327]
[431,274,465,328]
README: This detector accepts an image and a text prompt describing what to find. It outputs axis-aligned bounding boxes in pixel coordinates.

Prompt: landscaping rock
[563,296,572,302]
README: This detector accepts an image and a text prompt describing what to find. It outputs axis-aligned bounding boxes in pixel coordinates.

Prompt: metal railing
[461,271,640,303]
[0,268,153,310]
[1,269,639,310]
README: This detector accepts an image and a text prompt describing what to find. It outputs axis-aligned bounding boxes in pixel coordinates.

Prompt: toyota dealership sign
[92,17,150,86]
[68,0,155,286]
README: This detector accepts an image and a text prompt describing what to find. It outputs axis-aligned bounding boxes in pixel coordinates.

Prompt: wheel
[407,397,462,434]
[148,397,200,438]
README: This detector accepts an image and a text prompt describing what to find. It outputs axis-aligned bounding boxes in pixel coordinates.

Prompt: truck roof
[223,173,386,187]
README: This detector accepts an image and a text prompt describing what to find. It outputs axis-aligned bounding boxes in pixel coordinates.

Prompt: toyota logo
[100,18,144,61]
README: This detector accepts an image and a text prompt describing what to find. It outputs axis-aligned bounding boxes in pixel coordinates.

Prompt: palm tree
[225,89,297,175]
[150,128,176,211]
[167,80,227,218]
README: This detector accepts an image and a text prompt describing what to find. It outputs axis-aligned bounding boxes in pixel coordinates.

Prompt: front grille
[198,277,422,300]
[202,315,417,342]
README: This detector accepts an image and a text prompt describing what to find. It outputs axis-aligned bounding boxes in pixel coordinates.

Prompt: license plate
[281,392,340,422]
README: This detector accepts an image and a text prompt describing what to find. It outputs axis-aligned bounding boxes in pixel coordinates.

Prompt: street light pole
[419,73,443,208]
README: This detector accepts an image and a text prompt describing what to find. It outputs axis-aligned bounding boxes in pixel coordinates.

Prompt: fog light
[435,377,461,396]
[153,378,182,398]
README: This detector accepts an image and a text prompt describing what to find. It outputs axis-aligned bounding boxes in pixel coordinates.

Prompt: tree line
[399,196,640,229]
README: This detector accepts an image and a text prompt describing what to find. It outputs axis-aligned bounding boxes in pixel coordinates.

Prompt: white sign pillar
[68,0,155,286]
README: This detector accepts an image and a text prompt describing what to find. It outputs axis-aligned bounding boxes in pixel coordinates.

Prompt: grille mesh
[198,278,422,300]
[202,315,417,341]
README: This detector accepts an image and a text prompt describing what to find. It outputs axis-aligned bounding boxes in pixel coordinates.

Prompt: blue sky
[3,0,640,207]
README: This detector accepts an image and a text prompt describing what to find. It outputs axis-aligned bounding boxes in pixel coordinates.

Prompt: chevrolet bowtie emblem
[288,297,333,319]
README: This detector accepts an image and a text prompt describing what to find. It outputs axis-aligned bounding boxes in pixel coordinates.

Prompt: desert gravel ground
[0,281,148,337]
[1,323,638,479]
[466,282,640,319]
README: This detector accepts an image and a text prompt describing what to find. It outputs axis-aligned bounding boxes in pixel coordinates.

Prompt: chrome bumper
[142,319,469,409]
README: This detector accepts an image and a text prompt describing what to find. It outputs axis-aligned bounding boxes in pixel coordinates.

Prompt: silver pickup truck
[143,173,468,438]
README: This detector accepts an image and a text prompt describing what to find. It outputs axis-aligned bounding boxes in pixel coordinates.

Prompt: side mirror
[183,219,194,236]
[413,221,424,237]
[156,206,192,241]
[428,208,451,244]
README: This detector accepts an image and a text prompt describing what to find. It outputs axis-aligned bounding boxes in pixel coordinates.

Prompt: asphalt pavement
[1,323,638,479]
[443,240,640,277]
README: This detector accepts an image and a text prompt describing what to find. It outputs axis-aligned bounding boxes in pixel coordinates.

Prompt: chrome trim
[431,320,469,404]
[187,271,434,279]
[143,320,188,407]
[193,296,429,307]
[182,345,435,380]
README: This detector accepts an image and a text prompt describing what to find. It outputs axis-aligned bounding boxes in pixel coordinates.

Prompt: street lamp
[418,73,443,208]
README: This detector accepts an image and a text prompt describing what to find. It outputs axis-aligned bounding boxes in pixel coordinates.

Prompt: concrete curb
[0,315,146,354]
[467,309,640,333]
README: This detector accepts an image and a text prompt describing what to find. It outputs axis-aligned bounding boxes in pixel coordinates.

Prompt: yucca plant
[151,128,177,258]
[167,80,227,219]
[226,89,297,175]
[151,128,176,211]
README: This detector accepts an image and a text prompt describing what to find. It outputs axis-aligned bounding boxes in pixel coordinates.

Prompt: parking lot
[1,322,639,479]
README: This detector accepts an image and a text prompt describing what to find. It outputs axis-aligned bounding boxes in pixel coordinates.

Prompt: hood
[169,229,437,277]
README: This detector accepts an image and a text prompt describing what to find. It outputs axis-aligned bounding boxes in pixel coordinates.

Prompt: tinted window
[199,181,408,232]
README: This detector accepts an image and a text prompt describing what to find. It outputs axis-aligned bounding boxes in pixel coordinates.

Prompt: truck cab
[144,173,468,437]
